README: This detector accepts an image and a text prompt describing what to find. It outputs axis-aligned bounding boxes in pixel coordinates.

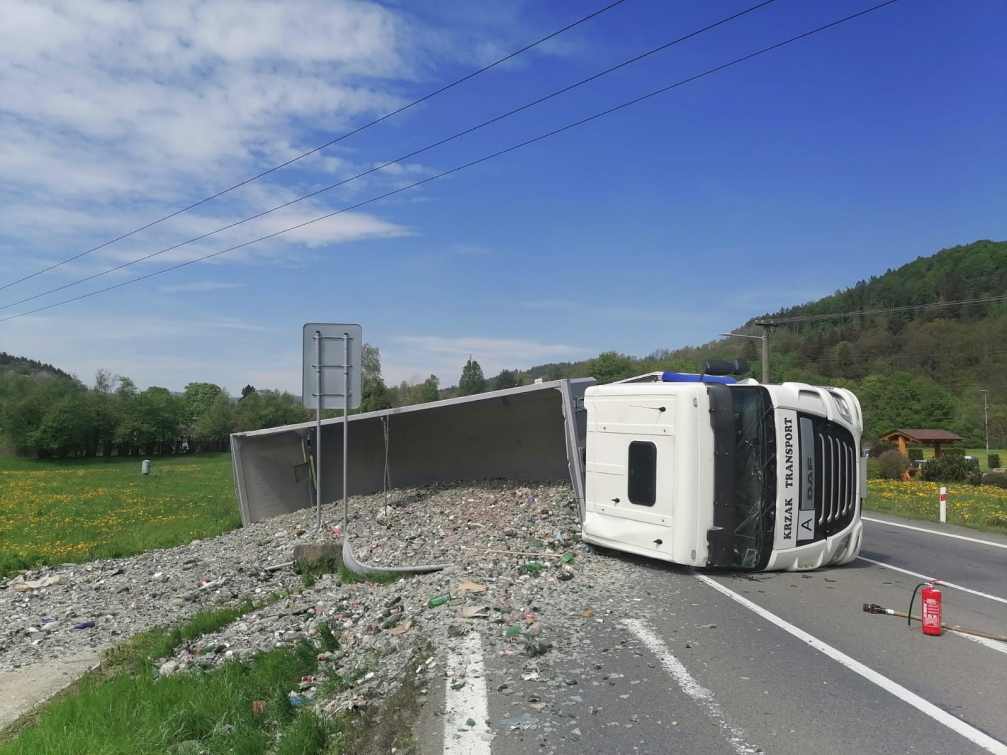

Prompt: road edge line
[862,516,1007,550]
[857,556,1007,606]
[694,573,1007,755]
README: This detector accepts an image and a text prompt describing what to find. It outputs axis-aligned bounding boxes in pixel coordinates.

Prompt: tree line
[0,347,526,458]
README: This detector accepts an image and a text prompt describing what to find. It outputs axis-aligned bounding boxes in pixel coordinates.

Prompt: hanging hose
[862,603,1007,643]
[342,538,450,576]
[338,414,451,577]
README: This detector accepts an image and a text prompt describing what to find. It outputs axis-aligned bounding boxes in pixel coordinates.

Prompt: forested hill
[760,239,1007,325]
[0,352,71,380]
[516,239,1007,445]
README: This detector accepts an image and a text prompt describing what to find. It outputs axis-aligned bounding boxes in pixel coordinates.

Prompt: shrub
[943,447,965,459]
[867,445,896,459]
[877,450,911,480]
[866,458,882,480]
[922,455,981,485]
[907,447,924,462]
[988,453,1001,470]
[981,471,1007,489]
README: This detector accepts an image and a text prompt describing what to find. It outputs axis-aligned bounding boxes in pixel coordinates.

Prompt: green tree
[856,372,956,442]
[357,343,393,412]
[362,344,382,382]
[361,379,393,412]
[196,392,237,440]
[989,415,1007,448]
[419,375,440,403]
[491,369,521,391]
[240,384,256,400]
[583,351,636,384]
[236,390,308,431]
[182,382,225,435]
[458,358,486,396]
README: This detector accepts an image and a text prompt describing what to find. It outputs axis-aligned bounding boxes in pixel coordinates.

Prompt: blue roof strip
[661,372,737,384]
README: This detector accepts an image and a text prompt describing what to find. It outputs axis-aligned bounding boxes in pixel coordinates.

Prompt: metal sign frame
[302,323,361,531]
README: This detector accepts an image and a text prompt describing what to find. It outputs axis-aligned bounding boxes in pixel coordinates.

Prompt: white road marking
[862,516,1007,550]
[695,573,1007,755]
[624,618,758,755]
[857,556,1007,606]
[951,631,1007,655]
[443,631,491,755]
[857,557,1007,654]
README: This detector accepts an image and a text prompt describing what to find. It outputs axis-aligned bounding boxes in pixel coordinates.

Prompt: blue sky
[1,0,1004,394]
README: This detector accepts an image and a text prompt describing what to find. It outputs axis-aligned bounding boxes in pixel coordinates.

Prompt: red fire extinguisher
[909,580,943,636]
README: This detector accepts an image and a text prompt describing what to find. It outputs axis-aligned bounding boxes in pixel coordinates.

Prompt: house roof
[878,429,964,443]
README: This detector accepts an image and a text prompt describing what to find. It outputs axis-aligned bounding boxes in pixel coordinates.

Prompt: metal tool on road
[862,602,1007,643]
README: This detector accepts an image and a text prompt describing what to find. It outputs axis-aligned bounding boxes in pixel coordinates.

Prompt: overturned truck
[231,364,865,572]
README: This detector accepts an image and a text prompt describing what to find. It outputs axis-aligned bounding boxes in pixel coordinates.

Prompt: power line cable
[0,0,903,325]
[760,294,1007,324]
[0,0,779,313]
[0,0,630,293]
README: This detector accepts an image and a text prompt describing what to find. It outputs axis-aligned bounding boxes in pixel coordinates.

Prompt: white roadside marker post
[939,486,947,523]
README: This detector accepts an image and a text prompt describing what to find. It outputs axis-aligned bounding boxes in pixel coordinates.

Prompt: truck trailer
[231,360,864,572]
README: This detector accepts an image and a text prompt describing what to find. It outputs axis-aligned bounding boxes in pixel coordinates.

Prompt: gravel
[0,479,640,727]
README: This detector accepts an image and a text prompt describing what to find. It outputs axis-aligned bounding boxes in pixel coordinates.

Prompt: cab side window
[628,441,657,506]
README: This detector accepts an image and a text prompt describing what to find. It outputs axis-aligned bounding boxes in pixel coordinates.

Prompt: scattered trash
[73,621,95,630]
[252,700,267,715]
[0,478,636,730]
[500,715,540,727]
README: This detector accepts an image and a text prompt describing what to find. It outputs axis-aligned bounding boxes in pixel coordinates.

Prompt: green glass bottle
[428,594,453,607]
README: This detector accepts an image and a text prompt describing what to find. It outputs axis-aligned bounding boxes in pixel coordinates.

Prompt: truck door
[584,392,678,553]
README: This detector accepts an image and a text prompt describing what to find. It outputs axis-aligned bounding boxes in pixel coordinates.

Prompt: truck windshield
[729,386,775,568]
[706,384,775,569]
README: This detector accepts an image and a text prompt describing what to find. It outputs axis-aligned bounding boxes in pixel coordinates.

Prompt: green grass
[0,604,361,755]
[909,446,1007,470]
[0,454,240,579]
[865,478,1007,533]
[103,601,255,677]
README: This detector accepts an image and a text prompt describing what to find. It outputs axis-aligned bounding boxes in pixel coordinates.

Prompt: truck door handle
[611,497,620,503]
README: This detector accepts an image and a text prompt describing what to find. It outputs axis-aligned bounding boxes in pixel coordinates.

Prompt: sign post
[302,324,362,531]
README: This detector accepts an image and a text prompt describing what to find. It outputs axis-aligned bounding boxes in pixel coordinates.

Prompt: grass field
[2,452,1003,583]
[0,454,240,579]
[0,602,359,755]
[865,478,1007,532]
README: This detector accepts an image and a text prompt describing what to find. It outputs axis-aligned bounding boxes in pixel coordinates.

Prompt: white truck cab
[580,366,865,571]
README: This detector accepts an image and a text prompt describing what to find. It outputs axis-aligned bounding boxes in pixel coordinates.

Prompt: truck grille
[814,422,857,537]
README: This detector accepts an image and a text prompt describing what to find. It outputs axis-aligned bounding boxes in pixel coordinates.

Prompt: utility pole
[757,321,775,383]
[719,321,777,383]
[981,389,989,461]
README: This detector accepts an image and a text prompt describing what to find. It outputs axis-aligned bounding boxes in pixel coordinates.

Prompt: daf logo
[806,457,814,502]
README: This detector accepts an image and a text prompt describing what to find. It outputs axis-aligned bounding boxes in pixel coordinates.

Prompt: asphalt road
[427,514,1007,755]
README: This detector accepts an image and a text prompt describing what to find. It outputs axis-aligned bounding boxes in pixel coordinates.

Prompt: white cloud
[0,0,436,284]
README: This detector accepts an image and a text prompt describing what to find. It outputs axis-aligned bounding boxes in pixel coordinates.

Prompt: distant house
[878,429,964,459]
